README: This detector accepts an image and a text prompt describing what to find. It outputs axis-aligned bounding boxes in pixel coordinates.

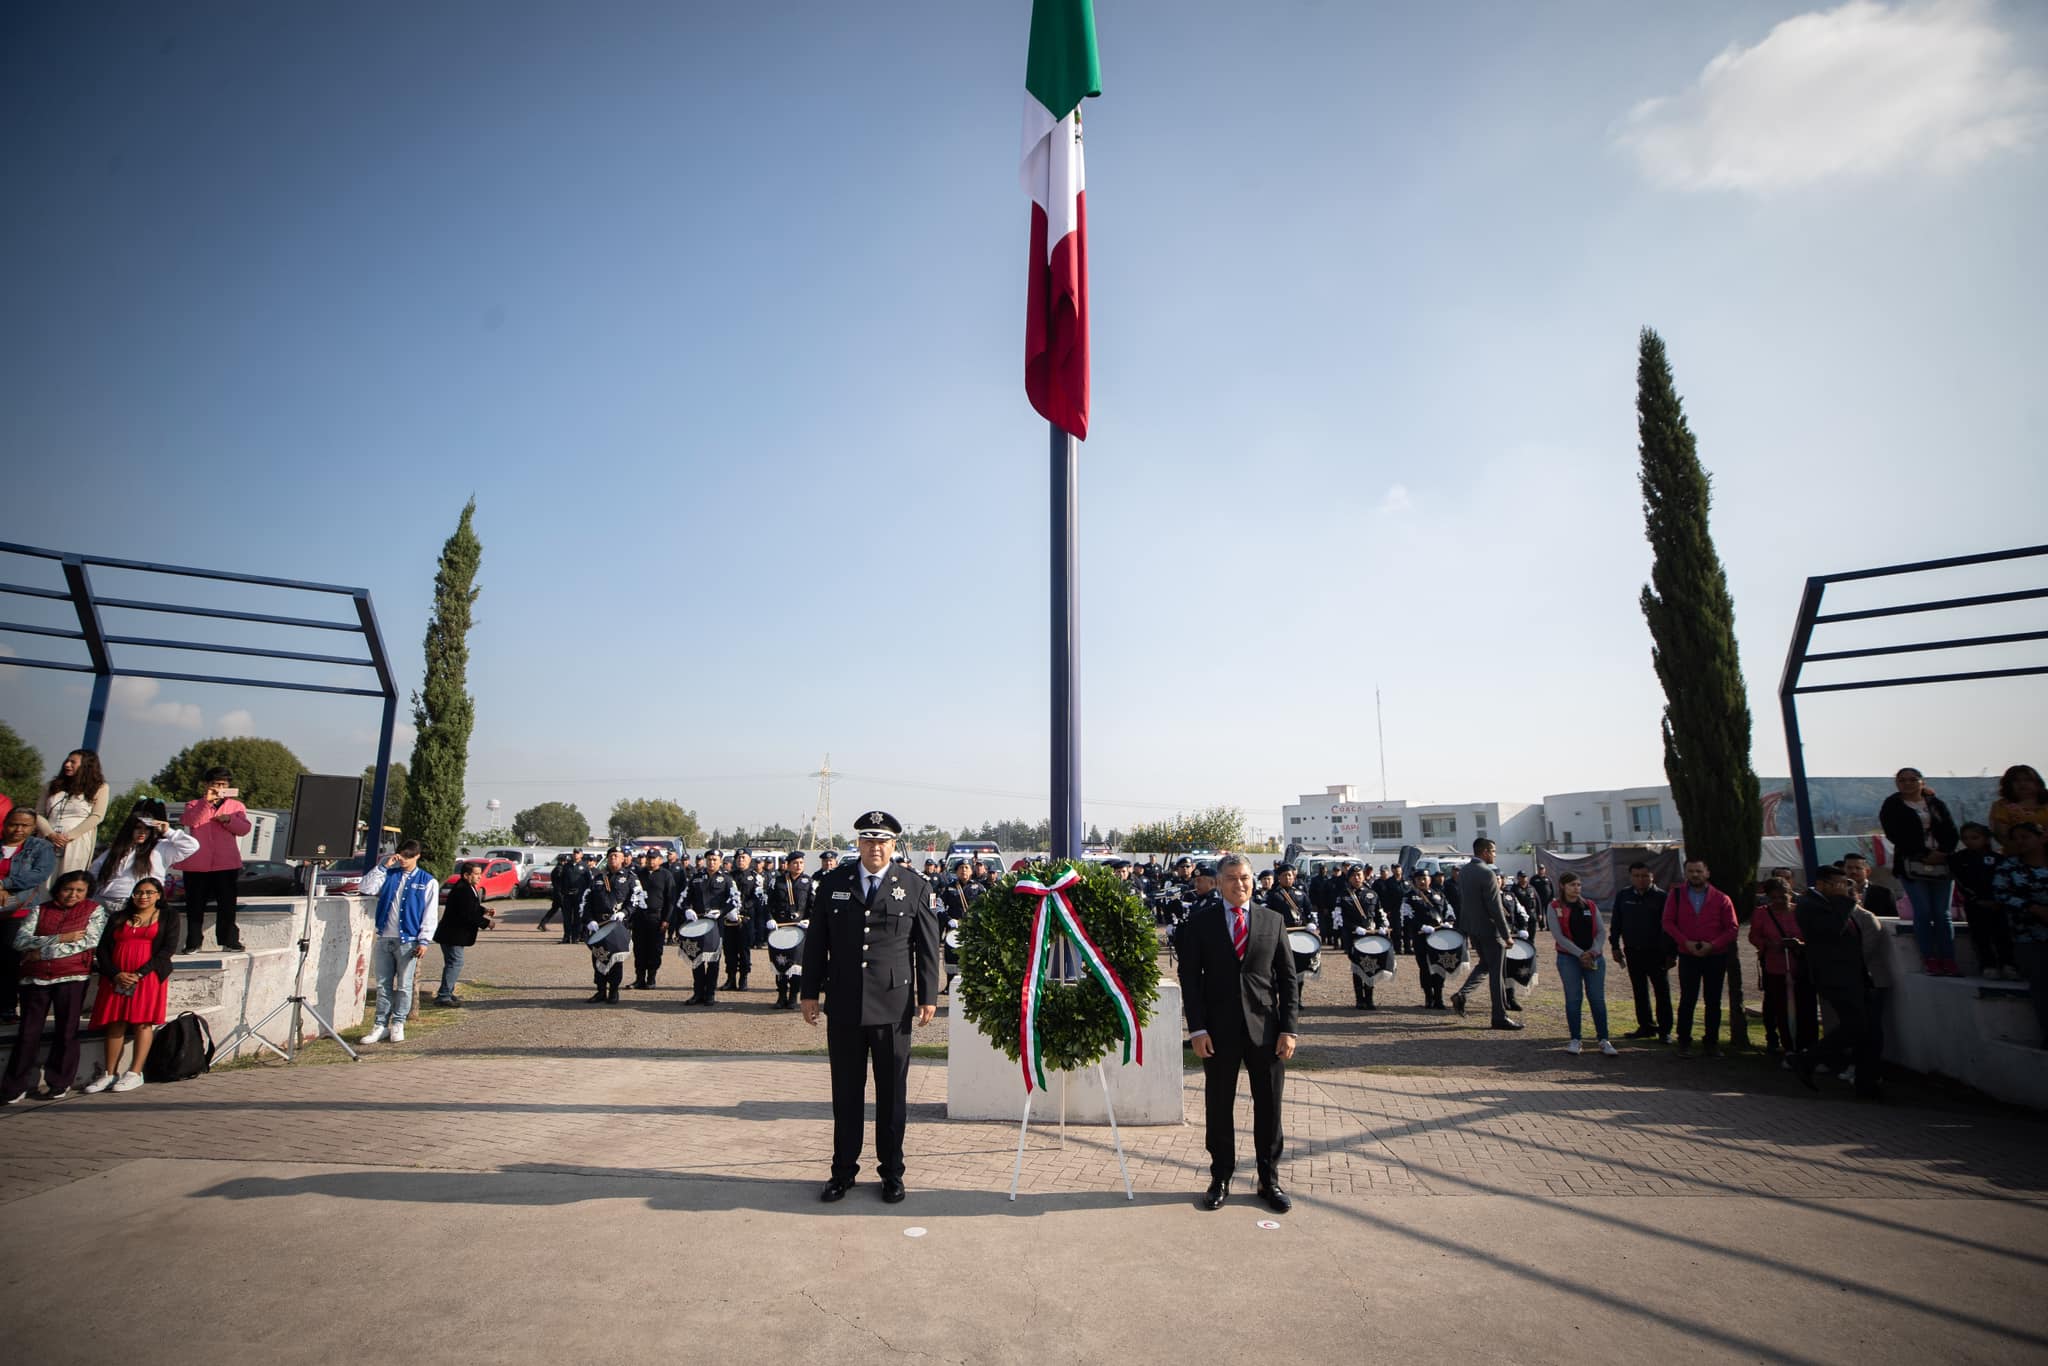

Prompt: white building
[1538,786,1678,850]
[1280,785,1545,859]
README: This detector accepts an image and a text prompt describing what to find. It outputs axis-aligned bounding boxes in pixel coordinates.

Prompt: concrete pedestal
[946,982,1185,1124]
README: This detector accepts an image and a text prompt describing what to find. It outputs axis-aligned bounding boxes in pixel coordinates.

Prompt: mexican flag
[1022,0,1100,440]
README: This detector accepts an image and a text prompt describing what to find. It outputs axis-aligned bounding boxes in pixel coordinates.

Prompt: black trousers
[692,956,720,1002]
[630,921,665,980]
[1807,986,1880,1093]
[1758,972,1821,1052]
[2,979,87,1099]
[1676,953,1727,1045]
[720,924,752,980]
[184,868,239,947]
[827,1018,912,1183]
[536,895,561,930]
[1725,952,1747,1041]
[592,961,622,997]
[1622,951,1673,1034]
[1201,1039,1285,1183]
[1965,898,2016,973]
[1454,936,1509,1024]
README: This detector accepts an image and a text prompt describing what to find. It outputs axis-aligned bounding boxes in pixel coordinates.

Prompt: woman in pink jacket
[177,766,252,953]
[1748,876,1816,1058]
[1662,857,1739,1058]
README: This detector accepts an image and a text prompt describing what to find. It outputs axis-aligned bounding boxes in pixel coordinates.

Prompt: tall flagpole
[1050,421,1081,860]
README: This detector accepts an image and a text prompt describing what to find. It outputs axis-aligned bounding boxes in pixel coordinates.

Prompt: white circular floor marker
[904,1227,927,1238]
[1256,1220,1280,1230]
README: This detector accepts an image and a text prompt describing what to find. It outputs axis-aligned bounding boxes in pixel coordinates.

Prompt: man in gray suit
[1451,838,1522,1029]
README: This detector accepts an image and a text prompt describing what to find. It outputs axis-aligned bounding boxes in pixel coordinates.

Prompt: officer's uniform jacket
[798,860,941,1026]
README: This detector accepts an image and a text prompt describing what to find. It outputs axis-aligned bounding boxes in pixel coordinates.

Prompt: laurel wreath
[955,860,1163,1075]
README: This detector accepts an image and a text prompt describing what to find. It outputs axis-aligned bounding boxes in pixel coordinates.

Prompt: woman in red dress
[82,876,179,1094]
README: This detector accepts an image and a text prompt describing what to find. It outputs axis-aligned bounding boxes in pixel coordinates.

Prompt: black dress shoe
[820,1178,855,1203]
[587,991,608,1003]
[1791,1054,1820,1091]
[1450,994,1467,1016]
[1199,1179,1230,1211]
[1256,1183,1293,1214]
[1490,1018,1524,1030]
[881,1179,906,1204]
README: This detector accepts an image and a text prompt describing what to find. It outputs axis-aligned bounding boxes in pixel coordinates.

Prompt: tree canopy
[359,761,407,830]
[610,798,703,844]
[1123,806,1247,854]
[404,499,481,877]
[0,721,43,810]
[1637,327,1760,900]
[515,800,590,846]
[152,737,308,808]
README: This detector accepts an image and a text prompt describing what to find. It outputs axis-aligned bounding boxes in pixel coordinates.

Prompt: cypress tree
[1636,328,1760,901]
[404,500,481,877]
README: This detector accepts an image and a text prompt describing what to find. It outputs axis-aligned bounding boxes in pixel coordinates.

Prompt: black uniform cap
[854,810,904,839]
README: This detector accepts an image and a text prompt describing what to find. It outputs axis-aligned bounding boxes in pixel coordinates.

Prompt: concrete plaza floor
[3,901,2044,1364]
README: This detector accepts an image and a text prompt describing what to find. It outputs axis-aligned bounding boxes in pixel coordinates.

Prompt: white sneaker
[83,1070,117,1094]
[361,1024,388,1044]
[1599,1039,1618,1057]
[112,1072,144,1093]
[1565,1039,1583,1055]
[389,1022,406,1043]
[1839,1066,1856,1084]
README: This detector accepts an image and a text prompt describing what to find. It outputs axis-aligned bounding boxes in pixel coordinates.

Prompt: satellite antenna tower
[805,753,838,851]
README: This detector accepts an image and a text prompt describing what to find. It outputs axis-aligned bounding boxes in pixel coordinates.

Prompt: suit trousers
[1623,951,1673,1034]
[827,1018,911,1183]
[1806,986,1880,1094]
[1453,936,1509,1023]
[1201,1040,1285,1183]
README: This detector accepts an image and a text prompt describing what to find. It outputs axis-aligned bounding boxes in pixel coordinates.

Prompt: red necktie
[1232,907,1248,961]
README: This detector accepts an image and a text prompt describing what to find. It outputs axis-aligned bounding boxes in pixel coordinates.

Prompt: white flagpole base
[1009,1084,1034,1201]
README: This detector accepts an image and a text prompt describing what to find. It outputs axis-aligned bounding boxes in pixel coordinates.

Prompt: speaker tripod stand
[214,859,360,1064]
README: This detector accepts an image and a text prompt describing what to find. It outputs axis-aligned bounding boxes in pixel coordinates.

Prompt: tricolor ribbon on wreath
[1014,865,1143,1092]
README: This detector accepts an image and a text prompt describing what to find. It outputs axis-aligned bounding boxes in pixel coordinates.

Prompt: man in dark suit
[1450,838,1521,1029]
[800,810,941,1205]
[1178,853,1300,1213]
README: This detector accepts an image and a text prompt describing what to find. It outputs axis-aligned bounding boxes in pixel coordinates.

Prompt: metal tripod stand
[215,860,359,1064]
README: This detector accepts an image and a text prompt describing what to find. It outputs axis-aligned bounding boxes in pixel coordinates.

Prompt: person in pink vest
[1662,857,1739,1058]
[177,766,252,953]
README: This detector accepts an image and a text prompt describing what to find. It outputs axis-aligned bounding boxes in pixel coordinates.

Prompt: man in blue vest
[358,840,441,1044]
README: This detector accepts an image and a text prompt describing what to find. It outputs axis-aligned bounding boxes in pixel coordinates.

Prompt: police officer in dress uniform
[555,854,591,943]
[730,850,766,989]
[801,811,941,1205]
[1265,863,1310,928]
[1405,869,1451,1008]
[582,849,642,999]
[1337,865,1391,1009]
[631,851,674,989]
[683,851,740,1005]
[768,851,814,1009]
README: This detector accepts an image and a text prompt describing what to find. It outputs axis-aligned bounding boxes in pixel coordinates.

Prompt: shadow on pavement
[188,1164,1191,1217]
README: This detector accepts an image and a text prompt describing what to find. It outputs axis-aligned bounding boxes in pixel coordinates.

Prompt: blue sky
[4,0,2044,839]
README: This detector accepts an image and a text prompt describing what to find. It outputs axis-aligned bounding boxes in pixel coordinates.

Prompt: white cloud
[217,708,255,738]
[1377,483,1414,515]
[349,723,417,751]
[1616,0,2046,193]
[108,677,203,730]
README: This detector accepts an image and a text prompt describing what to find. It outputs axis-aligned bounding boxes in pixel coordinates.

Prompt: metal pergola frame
[0,541,400,849]
[1779,543,2048,884]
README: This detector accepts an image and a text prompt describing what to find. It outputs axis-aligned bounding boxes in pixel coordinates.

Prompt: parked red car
[448,857,520,900]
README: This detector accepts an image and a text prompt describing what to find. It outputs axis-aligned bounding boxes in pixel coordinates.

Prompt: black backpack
[144,1012,215,1083]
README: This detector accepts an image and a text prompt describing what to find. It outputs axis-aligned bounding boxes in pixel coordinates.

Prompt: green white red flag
[1022,0,1100,440]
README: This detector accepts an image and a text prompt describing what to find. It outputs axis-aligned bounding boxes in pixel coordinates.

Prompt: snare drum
[1350,933,1397,985]
[1423,926,1467,979]
[1287,927,1323,978]
[1503,939,1538,988]
[766,924,805,970]
[678,917,719,962]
